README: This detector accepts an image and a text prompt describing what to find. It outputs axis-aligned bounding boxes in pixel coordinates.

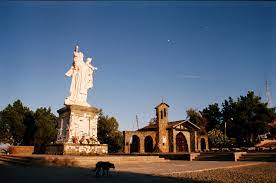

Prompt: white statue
[65,46,97,107]
[85,57,97,90]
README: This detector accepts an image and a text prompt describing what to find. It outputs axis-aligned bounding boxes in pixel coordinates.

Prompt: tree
[0,100,58,148]
[0,100,33,145]
[33,107,57,146]
[202,103,222,132]
[186,108,207,135]
[97,113,123,153]
[23,110,36,145]
[207,129,227,148]
[0,118,13,144]
[221,97,236,135]
[148,117,156,126]
[221,91,274,146]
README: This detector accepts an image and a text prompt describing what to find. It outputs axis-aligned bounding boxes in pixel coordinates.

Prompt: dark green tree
[186,108,207,135]
[33,107,57,146]
[97,113,123,153]
[23,110,36,145]
[221,97,236,138]
[0,100,57,149]
[207,129,227,148]
[0,117,13,144]
[221,91,274,146]
[0,100,34,145]
[202,103,222,132]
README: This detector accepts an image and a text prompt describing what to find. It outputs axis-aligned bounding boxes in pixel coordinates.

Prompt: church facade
[123,103,209,153]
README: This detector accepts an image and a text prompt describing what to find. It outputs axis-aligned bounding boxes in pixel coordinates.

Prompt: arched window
[161,111,163,119]
[164,108,167,117]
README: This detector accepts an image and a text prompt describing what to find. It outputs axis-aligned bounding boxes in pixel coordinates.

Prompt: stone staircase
[159,153,191,160]
[193,152,234,161]
[68,155,168,167]
[0,155,33,165]
[238,153,276,162]
[0,154,168,167]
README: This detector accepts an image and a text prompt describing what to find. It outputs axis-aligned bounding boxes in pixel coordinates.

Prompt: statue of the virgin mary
[64,46,97,107]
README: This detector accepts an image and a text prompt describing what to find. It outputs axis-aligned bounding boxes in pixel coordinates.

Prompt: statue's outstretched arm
[65,66,74,77]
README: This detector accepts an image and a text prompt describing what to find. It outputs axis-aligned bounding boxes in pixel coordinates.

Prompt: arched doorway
[176,132,188,152]
[144,136,153,153]
[200,138,206,151]
[130,135,140,153]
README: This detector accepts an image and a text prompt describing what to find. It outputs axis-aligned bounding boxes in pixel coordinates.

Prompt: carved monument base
[46,143,108,155]
[56,105,101,144]
[48,104,108,155]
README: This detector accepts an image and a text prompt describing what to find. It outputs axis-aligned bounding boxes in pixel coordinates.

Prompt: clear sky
[0,1,275,131]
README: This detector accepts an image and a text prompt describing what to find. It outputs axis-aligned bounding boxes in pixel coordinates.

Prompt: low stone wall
[255,140,276,147]
[45,143,108,155]
[190,153,200,161]
[8,146,34,154]
[234,152,247,161]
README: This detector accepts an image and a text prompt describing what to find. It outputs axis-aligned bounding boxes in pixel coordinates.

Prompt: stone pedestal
[47,104,108,155]
[57,105,100,144]
[46,144,108,155]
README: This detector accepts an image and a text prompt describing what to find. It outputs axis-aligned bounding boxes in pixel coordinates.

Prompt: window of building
[164,108,167,117]
[161,111,163,119]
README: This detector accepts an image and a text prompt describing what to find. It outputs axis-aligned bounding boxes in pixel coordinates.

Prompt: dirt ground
[0,160,275,183]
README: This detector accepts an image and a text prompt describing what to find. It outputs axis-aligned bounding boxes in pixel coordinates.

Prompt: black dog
[94,161,115,176]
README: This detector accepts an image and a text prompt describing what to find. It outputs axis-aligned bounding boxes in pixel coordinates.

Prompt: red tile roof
[154,102,170,109]
[137,120,188,131]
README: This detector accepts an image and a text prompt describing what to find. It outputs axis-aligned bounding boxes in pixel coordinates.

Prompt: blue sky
[0,1,275,130]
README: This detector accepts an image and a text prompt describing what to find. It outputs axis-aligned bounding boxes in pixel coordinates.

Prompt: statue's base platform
[45,143,108,155]
[56,104,100,144]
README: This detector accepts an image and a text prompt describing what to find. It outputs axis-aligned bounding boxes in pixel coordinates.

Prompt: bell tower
[155,102,169,152]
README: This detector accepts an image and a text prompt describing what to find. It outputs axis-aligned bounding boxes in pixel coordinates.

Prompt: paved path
[115,161,264,175]
[0,160,275,183]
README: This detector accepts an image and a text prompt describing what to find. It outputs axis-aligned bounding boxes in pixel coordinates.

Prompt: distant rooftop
[155,102,170,109]
[137,120,200,131]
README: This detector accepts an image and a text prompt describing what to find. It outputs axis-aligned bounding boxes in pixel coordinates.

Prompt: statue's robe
[66,60,89,103]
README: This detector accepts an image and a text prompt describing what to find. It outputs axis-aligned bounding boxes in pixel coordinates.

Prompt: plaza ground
[0,160,275,183]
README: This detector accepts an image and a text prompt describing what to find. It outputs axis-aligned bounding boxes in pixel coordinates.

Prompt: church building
[123,103,209,153]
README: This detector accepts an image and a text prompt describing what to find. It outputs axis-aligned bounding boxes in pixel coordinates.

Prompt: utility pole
[224,121,227,139]
[136,115,139,130]
[265,80,273,108]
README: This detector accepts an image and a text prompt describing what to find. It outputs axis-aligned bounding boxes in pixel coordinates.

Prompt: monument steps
[0,155,32,166]
[159,153,191,160]
[193,152,234,161]
[238,153,276,162]
[0,155,168,167]
[41,155,165,161]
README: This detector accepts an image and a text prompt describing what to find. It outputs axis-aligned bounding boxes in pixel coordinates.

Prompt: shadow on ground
[0,163,209,183]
